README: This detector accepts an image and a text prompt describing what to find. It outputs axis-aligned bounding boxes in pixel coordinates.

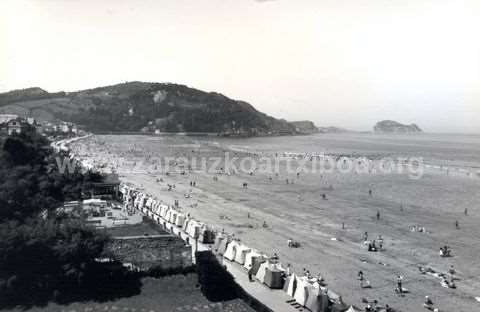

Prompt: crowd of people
[61,136,472,312]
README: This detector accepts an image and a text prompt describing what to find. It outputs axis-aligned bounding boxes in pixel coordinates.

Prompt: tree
[0,218,110,306]
[0,131,117,307]
[0,132,104,221]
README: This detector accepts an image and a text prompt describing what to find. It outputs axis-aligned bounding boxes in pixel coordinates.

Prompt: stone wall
[108,234,192,271]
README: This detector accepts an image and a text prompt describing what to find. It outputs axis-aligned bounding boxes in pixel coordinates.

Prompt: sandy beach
[70,134,480,312]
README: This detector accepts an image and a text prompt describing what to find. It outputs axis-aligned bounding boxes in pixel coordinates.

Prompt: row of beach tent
[120,184,215,243]
[120,184,359,312]
[213,235,360,312]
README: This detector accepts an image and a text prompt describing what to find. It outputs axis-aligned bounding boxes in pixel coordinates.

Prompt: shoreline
[64,134,480,312]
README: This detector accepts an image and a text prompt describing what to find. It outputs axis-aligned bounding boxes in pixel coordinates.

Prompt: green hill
[0,82,297,136]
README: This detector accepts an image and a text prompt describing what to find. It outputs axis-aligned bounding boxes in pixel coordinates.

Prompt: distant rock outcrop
[289,120,318,134]
[288,122,351,134]
[317,126,349,133]
[374,120,422,133]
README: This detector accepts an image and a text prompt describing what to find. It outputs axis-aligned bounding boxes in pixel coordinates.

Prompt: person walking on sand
[248,265,254,282]
[377,235,384,250]
[364,232,369,242]
[358,271,364,287]
[376,210,381,221]
[396,274,404,294]
[424,296,434,310]
[448,265,456,281]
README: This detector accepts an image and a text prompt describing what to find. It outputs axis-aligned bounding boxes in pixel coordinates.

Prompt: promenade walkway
[162,220,299,312]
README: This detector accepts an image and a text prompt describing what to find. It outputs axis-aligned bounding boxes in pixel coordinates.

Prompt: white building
[0,114,18,124]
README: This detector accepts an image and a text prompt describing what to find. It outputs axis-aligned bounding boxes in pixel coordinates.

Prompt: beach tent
[150,200,157,210]
[224,241,239,261]
[264,265,285,289]
[165,209,172,222]
[326,289,341,303]
[182,218,190,231]
[138,196,146,209]
[330,302,349,312]
[255,261,269,282]
[305,284,330,312]
[251,256,266,275]
[213,235,225,251]
[193,223,202,238]
[185,221,195,237]
[283,275,291,293]
[169,211,177,224]
[188,221,202,238]
[234,245,251,265]
[200,228,215,244]
[243,250,262,270]
[160,205,169,218]
[345,306,361,312]
[160,206,167,219]
[294,277,309,307]
[176,214,185,227]
[217,238,229,255]
[169,210,176,224]
[185,220,193,235]
[305,285,323,312]
[286,274,298,297]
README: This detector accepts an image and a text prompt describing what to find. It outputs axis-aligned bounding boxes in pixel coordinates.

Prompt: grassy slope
[0,82,296,135]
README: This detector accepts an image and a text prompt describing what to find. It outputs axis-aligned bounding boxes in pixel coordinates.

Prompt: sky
[1,0,480,133]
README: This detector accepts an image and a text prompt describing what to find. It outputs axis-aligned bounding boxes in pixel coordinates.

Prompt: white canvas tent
[286,273,297,297]
[243,250,262,270]
[160,205,169,218]
[255,261,269,282]
[176,214,185,227]
[224,240,239,261]
[169,211,177,224]
[186,220,201,238]
[234,245,251,265]
[294,277,309,306]
[182,218,190,230]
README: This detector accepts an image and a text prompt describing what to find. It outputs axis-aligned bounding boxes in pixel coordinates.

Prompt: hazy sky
[1,0,480,132]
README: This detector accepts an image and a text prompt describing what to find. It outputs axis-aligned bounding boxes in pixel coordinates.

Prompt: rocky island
[374,120,422,133]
